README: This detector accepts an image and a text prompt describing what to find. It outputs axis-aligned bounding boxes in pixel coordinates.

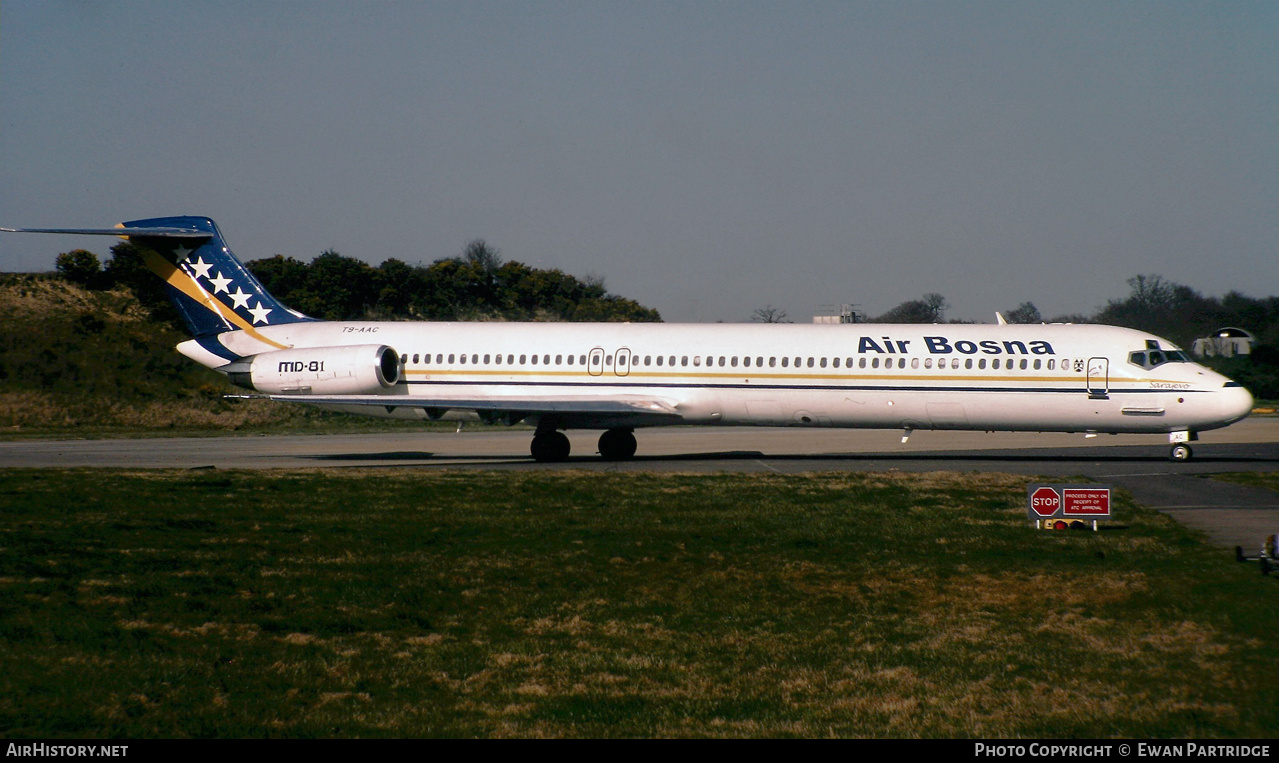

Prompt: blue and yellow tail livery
[4,215,311,342]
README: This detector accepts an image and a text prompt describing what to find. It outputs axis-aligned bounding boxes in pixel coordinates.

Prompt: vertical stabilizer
[117,216,312,339]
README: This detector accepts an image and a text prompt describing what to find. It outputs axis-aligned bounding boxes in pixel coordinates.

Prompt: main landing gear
[530,430,571,463]
[529,427,638,463]
[597,428,638,461]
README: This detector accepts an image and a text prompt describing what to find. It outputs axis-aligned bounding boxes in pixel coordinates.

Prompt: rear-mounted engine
[222,344,401,395]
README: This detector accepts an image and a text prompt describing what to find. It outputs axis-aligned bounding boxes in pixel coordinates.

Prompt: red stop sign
[1030,486,1060,516]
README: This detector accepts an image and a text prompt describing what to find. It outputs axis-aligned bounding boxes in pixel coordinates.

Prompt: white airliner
[4,216,1254,461]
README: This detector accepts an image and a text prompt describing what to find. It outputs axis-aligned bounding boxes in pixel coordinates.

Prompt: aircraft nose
[1221,382,1254,424]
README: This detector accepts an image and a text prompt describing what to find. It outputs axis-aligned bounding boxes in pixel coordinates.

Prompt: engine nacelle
[224,344,401,395]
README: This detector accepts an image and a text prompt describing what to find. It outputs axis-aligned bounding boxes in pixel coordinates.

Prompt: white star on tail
[186,256,212,280]
[207,272,232,294]
[227,287,251,310]
[248,301,273,325]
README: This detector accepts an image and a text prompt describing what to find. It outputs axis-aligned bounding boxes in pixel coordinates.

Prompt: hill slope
[0,274,344,433]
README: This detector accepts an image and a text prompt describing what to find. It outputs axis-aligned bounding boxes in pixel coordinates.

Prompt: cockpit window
[1129,349,1191,369]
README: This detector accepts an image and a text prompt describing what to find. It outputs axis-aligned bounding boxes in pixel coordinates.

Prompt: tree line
[55,239,662,324]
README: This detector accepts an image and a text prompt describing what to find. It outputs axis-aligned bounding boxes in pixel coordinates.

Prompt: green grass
[1,469,1276,738]
[1211,472,1279,493]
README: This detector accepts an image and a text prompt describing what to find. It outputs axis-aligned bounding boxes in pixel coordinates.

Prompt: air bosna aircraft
[3,216,1255,462]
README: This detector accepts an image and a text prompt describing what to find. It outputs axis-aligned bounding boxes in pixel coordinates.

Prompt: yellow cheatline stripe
[402,367,1093,385]
[402,367,1196,389]
[140,249,290,350]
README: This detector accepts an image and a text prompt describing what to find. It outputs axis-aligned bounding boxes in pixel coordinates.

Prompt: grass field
[1,468,1276,738]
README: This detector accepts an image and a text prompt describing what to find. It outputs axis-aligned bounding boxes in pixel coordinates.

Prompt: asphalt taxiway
[3,417,1277,552]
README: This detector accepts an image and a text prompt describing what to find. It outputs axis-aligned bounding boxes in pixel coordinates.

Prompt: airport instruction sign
[1027,484,1111,521]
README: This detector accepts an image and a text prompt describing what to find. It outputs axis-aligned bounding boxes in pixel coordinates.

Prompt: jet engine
[223,344,401,395]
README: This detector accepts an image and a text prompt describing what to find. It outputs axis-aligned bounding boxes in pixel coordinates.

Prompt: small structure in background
[812,304,861,324]
[1192,327,1255,359]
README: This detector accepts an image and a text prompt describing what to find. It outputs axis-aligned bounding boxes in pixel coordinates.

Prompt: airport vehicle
[3,216,1254,461]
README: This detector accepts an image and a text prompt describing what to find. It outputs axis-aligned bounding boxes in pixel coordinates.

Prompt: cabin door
[1086,357,1109,400]
[613,348,632,377]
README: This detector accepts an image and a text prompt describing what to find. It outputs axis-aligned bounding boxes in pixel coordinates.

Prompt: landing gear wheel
[531,431,571,462]
[1170,444,1193,462]
[598,428,638,461]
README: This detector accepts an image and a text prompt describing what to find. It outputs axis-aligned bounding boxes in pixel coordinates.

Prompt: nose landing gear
[1169,430,1198,462]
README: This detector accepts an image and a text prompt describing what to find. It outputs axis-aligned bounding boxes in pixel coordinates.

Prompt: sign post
[1027,484,1111,530]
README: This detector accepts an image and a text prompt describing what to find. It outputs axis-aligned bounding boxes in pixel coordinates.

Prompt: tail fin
[5,215,312,339]
[120,216,312,338]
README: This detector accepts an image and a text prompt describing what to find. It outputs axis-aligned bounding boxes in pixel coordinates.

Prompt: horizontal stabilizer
[1,226,209,238]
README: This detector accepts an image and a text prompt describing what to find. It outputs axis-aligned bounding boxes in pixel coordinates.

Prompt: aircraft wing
[230,393,684,428]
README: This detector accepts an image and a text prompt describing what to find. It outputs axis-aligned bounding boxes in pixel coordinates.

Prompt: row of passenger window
[399,352,1077,372]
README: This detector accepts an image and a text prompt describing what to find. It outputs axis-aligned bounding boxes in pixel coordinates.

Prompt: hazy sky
[3,1,1275,323]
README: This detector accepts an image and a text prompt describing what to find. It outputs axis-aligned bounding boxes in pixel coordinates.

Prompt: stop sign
[1030,486,1060,517]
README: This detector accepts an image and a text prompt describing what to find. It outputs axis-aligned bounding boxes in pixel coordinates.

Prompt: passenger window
[782,357,790,368]
[681,356,688,367]
[483,354,491,364]
[965,358,973,370]
[820,357,828,368]
[656,356,664,366]
[519,355,527,364]
[731,357,739,367]
[1034,359,1041,370]
[756,357,764,367]
[859,358,866,369]
[806,358,814,368]
[645,356,651,365]
[769,357,776,367]
[1047,359,1054,370]
[1020,359,1028,370]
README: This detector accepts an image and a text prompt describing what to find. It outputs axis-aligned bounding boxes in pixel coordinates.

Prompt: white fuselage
[182,320,1254,437]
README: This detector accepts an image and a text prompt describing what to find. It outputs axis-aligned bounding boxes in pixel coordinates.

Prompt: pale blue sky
[3,1,1275,322]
